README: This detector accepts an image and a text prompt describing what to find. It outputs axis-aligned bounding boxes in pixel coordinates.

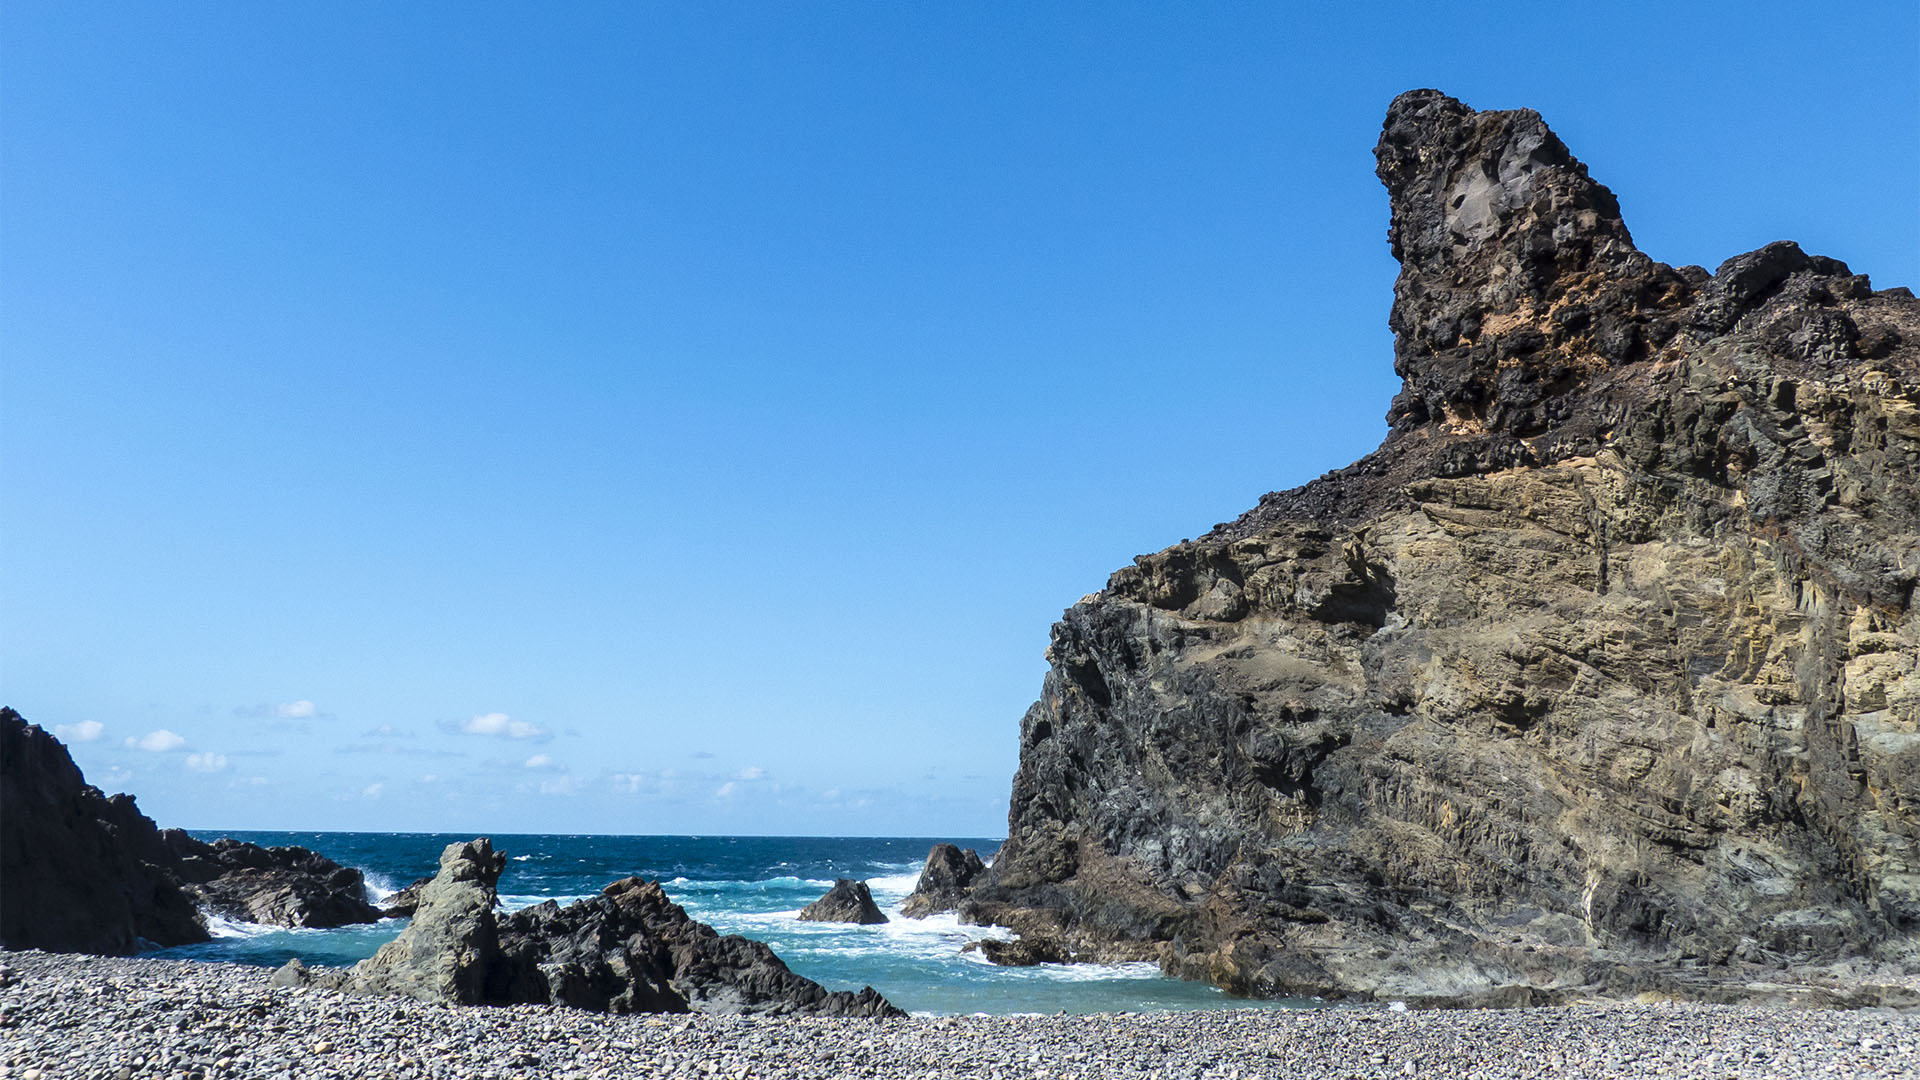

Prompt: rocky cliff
[1,708,382,954]
[961,90,1920,1006]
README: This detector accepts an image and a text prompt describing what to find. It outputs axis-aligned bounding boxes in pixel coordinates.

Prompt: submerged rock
[798,879,888,924]
[965,90,1920,1007]
[308,838,904,1017]
[901,844,987,918]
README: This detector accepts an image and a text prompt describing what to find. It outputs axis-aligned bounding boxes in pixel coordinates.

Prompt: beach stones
[798,879,888,924]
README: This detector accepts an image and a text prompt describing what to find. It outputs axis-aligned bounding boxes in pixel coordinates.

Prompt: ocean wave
[202,912,279,939]
[862,870,923,896]
[360,871,400,905]
[512,854,534,862]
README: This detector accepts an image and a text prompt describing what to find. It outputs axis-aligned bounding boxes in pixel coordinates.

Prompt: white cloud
[523,754,555,770]
[126,729,187,752]
[276,700,318,719]
[735,765,768,781]
[451,712,549,740]
[821,787,841,801]
[101,765,133,785]
[362,782,384,799]
[420,773,438,784]
[715,781,738,799]
[538,775,581,796]
[54,720,105,743]
[184,753,228,773]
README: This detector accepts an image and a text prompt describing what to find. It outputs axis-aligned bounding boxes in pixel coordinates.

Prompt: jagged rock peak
[1376,89,1680,438]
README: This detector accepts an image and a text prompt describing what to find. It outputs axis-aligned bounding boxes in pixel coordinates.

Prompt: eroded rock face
[900,844,987,918]
[963,90,1920,1006]
[798,879,889,925]
[315,839,904,1017]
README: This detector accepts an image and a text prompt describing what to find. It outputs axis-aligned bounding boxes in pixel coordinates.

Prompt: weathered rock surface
[300,838,903,1017]
[799,879,889,924]
[164,832,384,929]
[0,708,206,954]
[0,708,383,955]
[901,844,987,918]
[962,90,1920,1007]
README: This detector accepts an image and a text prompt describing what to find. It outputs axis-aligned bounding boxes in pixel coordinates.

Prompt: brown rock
[964,90,1920,1007]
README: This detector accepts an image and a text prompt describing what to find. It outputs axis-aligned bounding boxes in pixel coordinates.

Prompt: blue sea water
[153,832,1313,1016]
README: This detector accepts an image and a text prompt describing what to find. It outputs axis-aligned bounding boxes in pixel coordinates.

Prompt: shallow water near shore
[153,831,1312,1016]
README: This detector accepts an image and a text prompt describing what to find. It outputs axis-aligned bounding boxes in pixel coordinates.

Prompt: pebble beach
[4,952,1917,1079]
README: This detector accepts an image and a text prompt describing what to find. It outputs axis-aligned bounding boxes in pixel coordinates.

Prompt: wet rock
[967,89,1920,1006]
[798,879,888,925]
[901,845,987,919]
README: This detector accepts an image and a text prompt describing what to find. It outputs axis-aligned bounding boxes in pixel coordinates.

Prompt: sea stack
[961,90,1920,1007]
[798,879,889,924]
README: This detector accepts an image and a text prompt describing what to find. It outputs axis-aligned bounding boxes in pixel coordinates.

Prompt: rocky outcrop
[963,90,1920,1007]
[798,879,889,924]
[900,844,987,918]
[0,709,206,954]
[164,833,384,929]
[381,876,434,918]
[297,839,903,1017]
[0,708,384,955]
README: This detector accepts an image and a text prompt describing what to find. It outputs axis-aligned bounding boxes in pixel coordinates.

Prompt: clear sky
[4,2,1915,837]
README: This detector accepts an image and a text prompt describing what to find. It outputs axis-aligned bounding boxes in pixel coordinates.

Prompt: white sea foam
[863,870,923,896]
[512,854,533,862]
[202,912,277,939]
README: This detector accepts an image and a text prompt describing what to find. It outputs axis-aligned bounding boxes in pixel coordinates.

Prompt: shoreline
[5,952,1917,1079]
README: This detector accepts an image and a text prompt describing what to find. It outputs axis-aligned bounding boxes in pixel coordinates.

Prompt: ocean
[154,832,1314,1016]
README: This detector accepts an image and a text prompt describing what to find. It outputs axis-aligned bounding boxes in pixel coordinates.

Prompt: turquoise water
[152,832,1313,1016]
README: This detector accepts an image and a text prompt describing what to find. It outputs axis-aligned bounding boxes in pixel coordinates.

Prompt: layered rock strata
[295,838,903,1017]
[0,708,383,954]
[961,90,1920,1006]
[798,879,889,924]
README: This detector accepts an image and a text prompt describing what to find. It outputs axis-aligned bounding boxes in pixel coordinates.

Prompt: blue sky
[4,3,1915,836]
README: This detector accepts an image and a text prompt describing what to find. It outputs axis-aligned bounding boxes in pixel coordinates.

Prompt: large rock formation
[165,832,384,929]
[0,708,383,954]
[306,838,903,1017]
[798,879,889,924]
[0,709,207,954]
[961,90,1920,1007]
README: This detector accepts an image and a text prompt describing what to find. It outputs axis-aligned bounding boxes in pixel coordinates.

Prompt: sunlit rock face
[962,90,1920,1007]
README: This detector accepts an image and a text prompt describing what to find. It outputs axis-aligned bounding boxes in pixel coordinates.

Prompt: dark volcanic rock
[798,879,889,924]
[0,708,384,955]
[964,90,1920,1007]
[900,844,987,918]
[0,708,207,954]
[165,832,384,929]
[322,839,904,1017]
